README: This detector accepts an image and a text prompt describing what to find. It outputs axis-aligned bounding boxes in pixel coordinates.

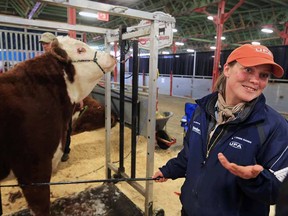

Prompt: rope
[72,51,105,74]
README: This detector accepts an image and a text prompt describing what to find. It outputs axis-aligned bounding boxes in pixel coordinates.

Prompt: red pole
[211,0,225,91]
[67,8,76,39]
[211,0,244,91]
[171,41,177,54]
[142,69,145,87]
[170,70,173,96]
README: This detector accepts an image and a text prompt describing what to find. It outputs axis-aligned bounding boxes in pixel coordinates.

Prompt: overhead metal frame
[0,1,175,215]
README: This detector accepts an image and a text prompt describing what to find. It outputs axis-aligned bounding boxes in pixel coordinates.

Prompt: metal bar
[104,36,112,180]
[0,32,4,72]
[107,27,150,43]
[28,2,42,19]
[28,32,33,59]
[9,0,25,17]
[4,32,8,70]
[118,25,126,174]
[40,0,175,23]
[24,29,28,61]
[0,177,159,188]
[131,39,139,178]
[145,20,159,216]
[33,34,37,60]
[9,33,14,67]
[107,162,146,196]
[0,14,109,34]
[15,32,19,62]
[20,33,25,61]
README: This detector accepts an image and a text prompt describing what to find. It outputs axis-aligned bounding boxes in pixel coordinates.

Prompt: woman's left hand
[218,153,264,179]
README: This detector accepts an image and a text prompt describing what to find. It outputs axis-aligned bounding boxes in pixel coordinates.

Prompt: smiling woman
[153,44,288,216]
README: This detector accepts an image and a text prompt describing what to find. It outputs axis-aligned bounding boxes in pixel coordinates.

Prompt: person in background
[39,32,74,162]
[39,32,56,52]
[153,44,288,216]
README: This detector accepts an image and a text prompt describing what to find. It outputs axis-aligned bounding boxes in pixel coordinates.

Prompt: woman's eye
[243,67,252,73]
[260,73,270,79]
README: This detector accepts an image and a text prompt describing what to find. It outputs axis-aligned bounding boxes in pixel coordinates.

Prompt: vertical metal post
[145,20,159,216]
[105,36,112,179]
[118,25,127,174]
[131,39,139,178]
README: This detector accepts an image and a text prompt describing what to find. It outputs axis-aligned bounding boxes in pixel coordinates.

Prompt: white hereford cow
[0,36,116,215]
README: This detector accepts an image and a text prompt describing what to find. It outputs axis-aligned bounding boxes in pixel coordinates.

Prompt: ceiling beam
[0,14,110,34]
[40,0,175,23]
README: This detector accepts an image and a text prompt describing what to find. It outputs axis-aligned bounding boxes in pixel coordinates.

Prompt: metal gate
[0,26,83,73]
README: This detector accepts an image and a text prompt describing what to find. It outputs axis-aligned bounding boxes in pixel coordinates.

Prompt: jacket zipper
[206,127,224,158]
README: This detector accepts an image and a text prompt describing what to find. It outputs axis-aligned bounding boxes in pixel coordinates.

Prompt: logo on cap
[255,47,273,56]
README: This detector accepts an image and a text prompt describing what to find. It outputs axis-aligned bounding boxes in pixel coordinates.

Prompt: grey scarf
[217,93,245,124]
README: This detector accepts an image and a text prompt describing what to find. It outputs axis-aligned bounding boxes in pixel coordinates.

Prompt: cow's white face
[57,36,116,103]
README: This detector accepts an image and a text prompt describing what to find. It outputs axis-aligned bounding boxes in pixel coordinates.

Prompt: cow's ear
[50,39,70,63]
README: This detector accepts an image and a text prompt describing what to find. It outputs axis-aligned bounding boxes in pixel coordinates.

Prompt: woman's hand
[218,153,264,179]
[152,170,168,182]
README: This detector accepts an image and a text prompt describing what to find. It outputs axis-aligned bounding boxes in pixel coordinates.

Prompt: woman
[153,44,288,216]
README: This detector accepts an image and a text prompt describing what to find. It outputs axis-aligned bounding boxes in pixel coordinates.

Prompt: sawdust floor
[2,127,183,216]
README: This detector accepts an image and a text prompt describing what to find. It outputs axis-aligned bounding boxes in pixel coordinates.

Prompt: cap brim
[237,57,284,78]
[39,40,49,43]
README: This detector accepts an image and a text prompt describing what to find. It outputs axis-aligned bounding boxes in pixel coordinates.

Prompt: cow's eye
[77,47,86,54]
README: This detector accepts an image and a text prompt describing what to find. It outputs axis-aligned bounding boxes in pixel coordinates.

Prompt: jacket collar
[196,92,267,124]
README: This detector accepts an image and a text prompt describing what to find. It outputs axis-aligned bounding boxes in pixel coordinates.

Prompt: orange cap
[226,44,284,78]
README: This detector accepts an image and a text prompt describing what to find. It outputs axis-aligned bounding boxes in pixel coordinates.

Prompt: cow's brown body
[0,36,116,215]
[72,96,118,135]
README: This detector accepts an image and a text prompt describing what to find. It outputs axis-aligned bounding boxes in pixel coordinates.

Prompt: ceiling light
[79,11,98,18]
[162,51,170,54]
[175,42,184,46]
[214,36,226,40]
[139,53,150,57]
[251,41,261,45]
[261,28,273,33]
[207,16,214,21]
[187,49,195,52]
[210,46,216,50]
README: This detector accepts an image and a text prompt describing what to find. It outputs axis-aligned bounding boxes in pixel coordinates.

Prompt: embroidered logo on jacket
[192,126,201,135]
[229,141,242,150]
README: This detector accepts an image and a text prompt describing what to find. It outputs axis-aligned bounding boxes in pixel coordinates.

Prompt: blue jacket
[160,92,288,216]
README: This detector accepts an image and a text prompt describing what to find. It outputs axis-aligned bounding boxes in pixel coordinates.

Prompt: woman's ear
[223,63,231,78]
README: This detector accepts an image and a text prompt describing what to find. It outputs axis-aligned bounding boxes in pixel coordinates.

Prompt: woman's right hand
[152,170,168,182]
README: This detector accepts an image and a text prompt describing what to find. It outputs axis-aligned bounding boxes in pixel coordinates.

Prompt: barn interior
[0,0,288,216]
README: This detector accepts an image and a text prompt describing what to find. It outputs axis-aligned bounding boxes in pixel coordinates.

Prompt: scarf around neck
[217,93,245,124]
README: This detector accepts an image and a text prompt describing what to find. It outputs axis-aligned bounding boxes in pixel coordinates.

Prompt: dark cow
[0,36,116,215]
[71,96,118,135]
